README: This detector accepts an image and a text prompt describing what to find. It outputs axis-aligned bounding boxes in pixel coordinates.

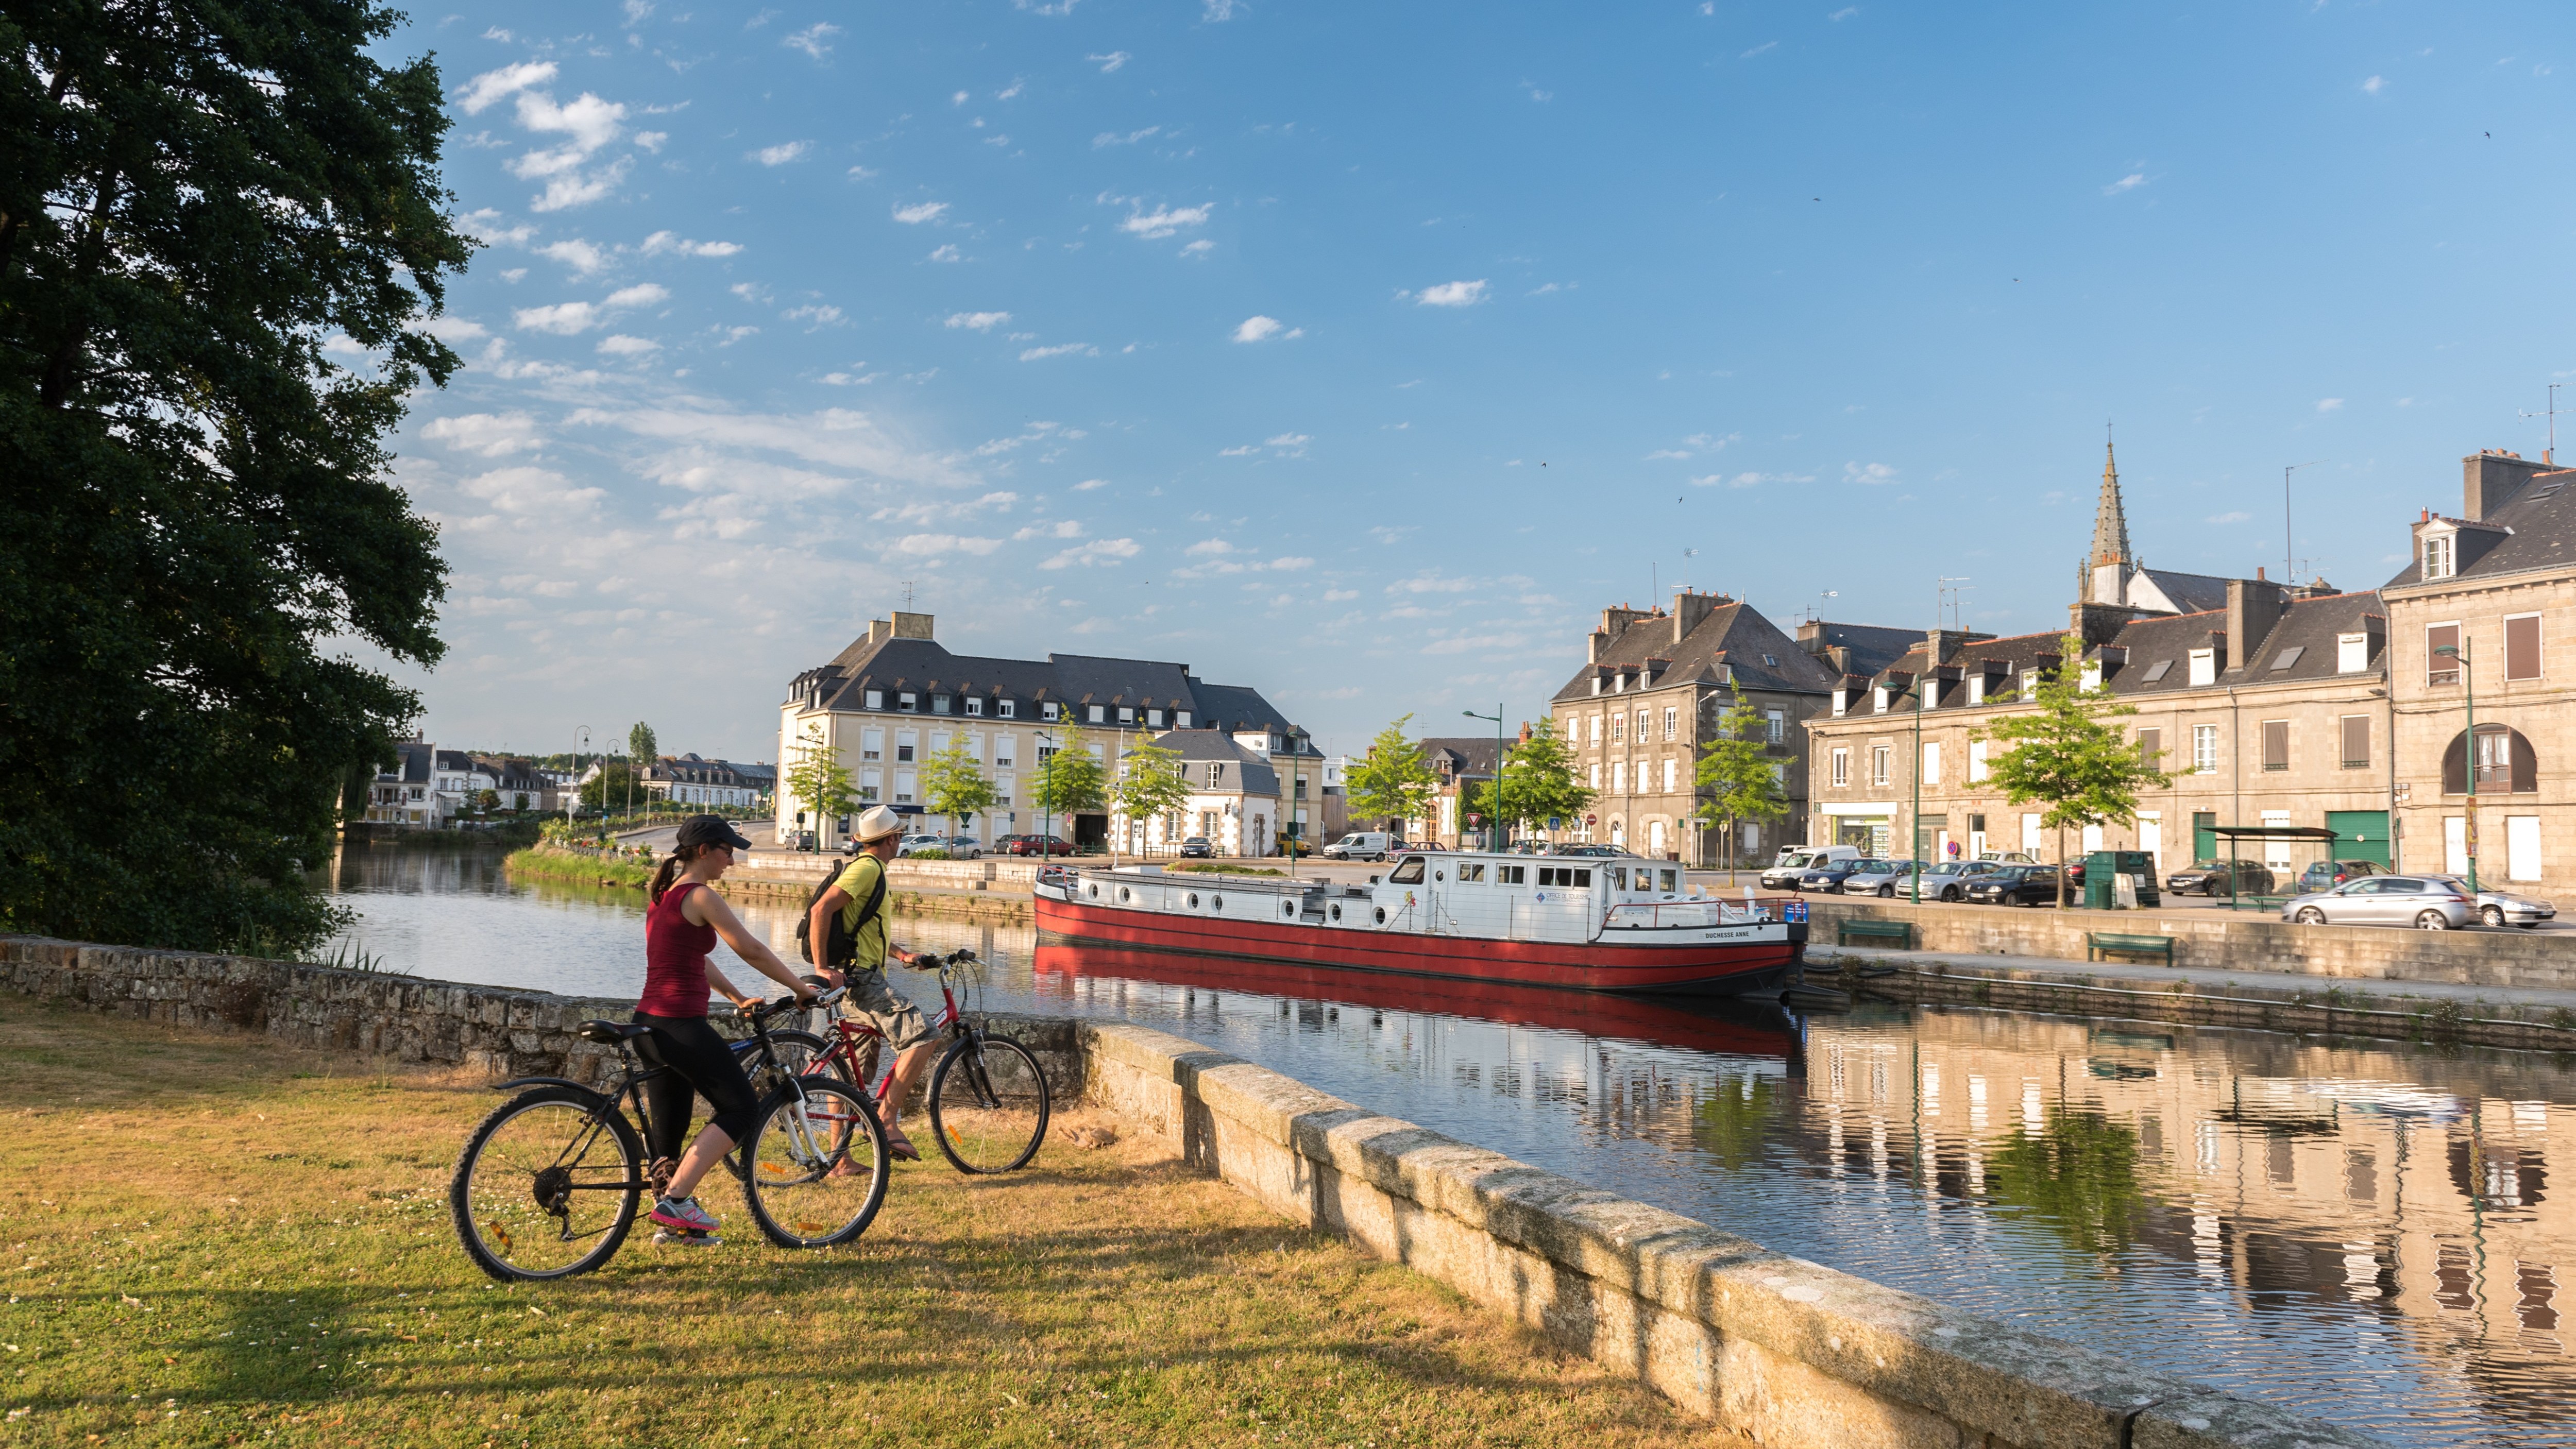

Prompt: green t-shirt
[830,855,890,971]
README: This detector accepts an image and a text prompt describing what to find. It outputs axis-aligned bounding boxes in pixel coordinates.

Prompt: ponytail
[649,848,688,904]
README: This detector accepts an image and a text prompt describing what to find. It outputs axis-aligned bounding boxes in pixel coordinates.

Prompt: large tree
[1346,715,1436,832]
[1693,688,1791,873]
[0,3,471,954]
[781,723,855,840]
[1028,727,1105,828]
[1974,634,2173,907]
[1471,720,1591,842]
[1109,736,1191,855]
[919,731,996,837]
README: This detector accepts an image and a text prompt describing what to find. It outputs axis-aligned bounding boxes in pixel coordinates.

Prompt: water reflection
[320,845,2576,1446]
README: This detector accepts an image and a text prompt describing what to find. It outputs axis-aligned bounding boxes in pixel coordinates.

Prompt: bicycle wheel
[450,1086,642,1282]
[761,1029,834,1083]
[738,1078,889,1248]
[928,1035,1050,1174]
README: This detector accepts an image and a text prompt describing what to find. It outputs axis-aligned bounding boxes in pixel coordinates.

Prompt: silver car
[2429,876,2556,929]
[1843,859,1931,897]
[2280,874,2475,930]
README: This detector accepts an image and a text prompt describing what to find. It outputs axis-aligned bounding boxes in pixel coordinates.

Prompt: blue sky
[377,0,2575,763]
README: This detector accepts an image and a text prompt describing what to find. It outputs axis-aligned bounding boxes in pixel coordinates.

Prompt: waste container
[2084,873,2114,911]
[2082,850,2161,910]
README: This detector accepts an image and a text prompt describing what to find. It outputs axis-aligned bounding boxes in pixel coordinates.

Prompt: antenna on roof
[2521,382,2566,466]
[1937,576,1974,632]
[901,579,917,609]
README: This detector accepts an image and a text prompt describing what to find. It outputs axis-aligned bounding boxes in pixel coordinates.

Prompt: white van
[1760,845,1859,890]
[1323,831,1401,862]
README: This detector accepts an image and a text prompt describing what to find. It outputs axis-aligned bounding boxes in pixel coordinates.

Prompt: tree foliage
[781,723,855,830]
[1109,736,1192,843]
[1346,715,1436,829]
[579,763,644,815]
[1471,720,1592,839]
[1973,634,2172,904]
[627,723,658,772]
[0,2,471,953]
[919,730,996,831]
[1029,728,1105,820]
[1693,688,1790,871]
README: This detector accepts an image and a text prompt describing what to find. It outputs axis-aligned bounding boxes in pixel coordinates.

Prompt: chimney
[892,610,935,640]
[2225,576,2286,672]
[865,617,893,647]
[2466,450,2550,521]
[1797,619,1828,654]
[1672,588,1716,644]
[1587,629,1610,663]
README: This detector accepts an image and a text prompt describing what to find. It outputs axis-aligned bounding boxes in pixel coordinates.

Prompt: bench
[1836,918,1916,950]
[2086,931,2176,966]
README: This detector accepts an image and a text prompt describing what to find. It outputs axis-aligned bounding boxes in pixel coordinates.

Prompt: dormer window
[931,694,952,714]
[1118,706,1135,724]
[865,689,884,710]
[2337,633,2369,673]
[1042,701,1060,721]
[1176,710,1192,729]
[1873,686,1890,714]
[1590,674,1602,696]
[2423,532,2456,580]
[965,696,984,717]
[898,692,918,712]
[1967,675,1986,705]
[2187,650,2215,687]
[1831,688,1849,718]
[1612,672,1625,693]
[1147,708,1164,727]
[1087,704,1106,724]
[2080,663,2102,692]
[997,698,1016,719]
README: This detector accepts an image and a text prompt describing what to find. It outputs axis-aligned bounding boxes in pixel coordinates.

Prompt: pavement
[1813,938,2576,1014]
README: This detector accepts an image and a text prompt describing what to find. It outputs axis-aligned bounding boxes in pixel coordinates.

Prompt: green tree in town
[920,731,997,837]
[1974,633,2173,907]
[1693,688,1791,874]
[579,763,645,815]
[1346,715,1437,833]
[473,788,501,815]
[624,722,657,817]
[782,723,856,842]
[1110,736,1193,855]
[1029,727,1107,829]
[1471,720,1592,840]
[0,2,472,955]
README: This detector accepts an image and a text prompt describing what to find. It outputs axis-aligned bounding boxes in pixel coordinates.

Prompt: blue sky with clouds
[379,0,2574,762]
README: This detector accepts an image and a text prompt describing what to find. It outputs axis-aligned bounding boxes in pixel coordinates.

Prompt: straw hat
[851,805,905,843]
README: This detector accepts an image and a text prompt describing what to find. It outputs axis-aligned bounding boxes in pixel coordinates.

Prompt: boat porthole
[1374,907,1386,925]
[1087,883,1098,898]
[1211,895,1224,910]
[1118,887,1130,904]
[1330,904,1343,922]
[1187,892,1199,909]
[1435,871,1445,881]
[1282,901,1296,918]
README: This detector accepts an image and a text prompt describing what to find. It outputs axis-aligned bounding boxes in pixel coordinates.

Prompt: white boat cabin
[1053,849,1769,945]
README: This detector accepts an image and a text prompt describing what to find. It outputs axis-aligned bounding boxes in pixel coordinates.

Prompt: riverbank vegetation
[502,845,655,891]
[0,995,1714,1447]
[1166,862,1289,877]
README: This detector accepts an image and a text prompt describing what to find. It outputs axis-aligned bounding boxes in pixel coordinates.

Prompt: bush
[907,848,952,861]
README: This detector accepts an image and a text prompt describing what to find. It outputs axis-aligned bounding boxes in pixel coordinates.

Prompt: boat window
[1572,868,1590,888]
[1498,864,1526,885]
[1459,863,1486,882]
[1660,868,1680,892]
[1607,867,1626,890]
[1388,857,1426,884]
[1537,866,1589,888]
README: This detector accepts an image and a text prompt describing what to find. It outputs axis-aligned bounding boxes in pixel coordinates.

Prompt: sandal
[883,1123,922,1162]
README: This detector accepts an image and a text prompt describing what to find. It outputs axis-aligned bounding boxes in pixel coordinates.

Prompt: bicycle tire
[450,1086,642,1282]
[928,1035,1050,1174]
[738,1078,890,1249]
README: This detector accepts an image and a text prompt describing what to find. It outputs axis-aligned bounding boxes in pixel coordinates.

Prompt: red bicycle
[786,949,1051,1174]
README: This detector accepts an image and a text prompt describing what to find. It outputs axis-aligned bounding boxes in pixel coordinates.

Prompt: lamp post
[573,725,590,828]
[1035,727,1057,857]
[1463,706,1505,852]
[1910,674,1927,905]
[2433,640,2479,892]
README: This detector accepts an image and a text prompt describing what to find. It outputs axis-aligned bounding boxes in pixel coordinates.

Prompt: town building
[1415,736,1503,849]
[1111,729,1283,857]
[641,753,768,811]
[362,741,439,826]
[776,611,1321,851]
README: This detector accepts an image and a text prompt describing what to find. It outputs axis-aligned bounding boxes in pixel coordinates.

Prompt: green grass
[1164,863,1287,877]
[501,846,654,891]
[0,996,1719,1447]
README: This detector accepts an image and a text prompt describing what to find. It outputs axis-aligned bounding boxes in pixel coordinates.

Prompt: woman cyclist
[637,814,817,1245]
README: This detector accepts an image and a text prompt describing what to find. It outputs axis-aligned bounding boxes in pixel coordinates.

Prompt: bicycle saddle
[577,1020,655,1046]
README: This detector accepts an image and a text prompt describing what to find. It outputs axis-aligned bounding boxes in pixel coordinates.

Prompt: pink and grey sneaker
[650,1195,721,1237]
[653,1225,720,1248]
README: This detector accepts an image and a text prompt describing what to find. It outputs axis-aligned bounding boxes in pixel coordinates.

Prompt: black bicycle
[448,988,890,1282]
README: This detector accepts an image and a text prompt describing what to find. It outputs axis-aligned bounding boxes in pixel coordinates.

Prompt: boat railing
[1601,900,1776,930]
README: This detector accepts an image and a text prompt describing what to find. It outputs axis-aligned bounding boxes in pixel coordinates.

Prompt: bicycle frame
[538,1007,827,1199]
[807,957,980,1107]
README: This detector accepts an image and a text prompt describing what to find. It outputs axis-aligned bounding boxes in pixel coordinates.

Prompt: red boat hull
[1032,893,1800,996]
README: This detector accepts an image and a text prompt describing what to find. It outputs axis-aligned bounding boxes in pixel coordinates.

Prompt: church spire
[2089,428,2131,569]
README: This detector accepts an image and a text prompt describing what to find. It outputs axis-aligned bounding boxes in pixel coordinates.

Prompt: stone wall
[1078,1017,2384,1449]
[1800,893,2576,990]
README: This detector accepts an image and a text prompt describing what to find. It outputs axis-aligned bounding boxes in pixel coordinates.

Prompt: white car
[894,832,949,858]
[1842,860,1931,897]
[2279,875,2475,930]
[2429,876,2555,929]
[1760,846,1859,890]
[944,835,984,859]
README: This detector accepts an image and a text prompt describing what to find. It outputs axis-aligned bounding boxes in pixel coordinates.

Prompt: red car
[1004,833,1077,857]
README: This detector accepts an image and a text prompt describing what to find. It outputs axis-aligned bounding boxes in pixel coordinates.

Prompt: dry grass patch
[0,993,1723,1446]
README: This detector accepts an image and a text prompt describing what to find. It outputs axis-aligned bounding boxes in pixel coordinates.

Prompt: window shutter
[2507,615,2541,681]
[2262,721,2289,771]
[2340,714,2370,769]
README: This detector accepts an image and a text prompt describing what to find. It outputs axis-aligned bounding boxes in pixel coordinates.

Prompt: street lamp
[1462,706,1505,852]
[1910,673,1931,905]
[2433,640,2479,892]
[572,725,590,826]
[1035,727,1057,858]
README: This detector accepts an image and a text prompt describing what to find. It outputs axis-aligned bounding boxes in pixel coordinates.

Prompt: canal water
[324,843,2576,1447]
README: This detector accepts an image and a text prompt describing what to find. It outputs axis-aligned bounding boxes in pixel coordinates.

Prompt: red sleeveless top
[639,881,719,1017]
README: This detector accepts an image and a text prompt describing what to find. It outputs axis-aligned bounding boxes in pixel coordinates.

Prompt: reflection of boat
[1033,853,1805,996]
[1033,943,1800,1059]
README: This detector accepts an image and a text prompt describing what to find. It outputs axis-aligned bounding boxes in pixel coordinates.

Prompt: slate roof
[791,633,1300,738]
[1417,736,1502,780]
[385,741,433,785]
[1858,630,2074,714]
[2384,467,2576,589]
[2108,592,2386,697]
[1549,600,1848,704]
[433,749,477,775]
[2135,567,2233,615]
[1803,622,1924,681]
[1148,729,1281,796]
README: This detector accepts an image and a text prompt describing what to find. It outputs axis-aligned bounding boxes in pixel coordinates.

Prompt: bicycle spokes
[739,1079,890,1250]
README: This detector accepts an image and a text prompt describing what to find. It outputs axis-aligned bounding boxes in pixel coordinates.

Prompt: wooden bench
[1836,918,1916,950]
[2086,931,2176,966]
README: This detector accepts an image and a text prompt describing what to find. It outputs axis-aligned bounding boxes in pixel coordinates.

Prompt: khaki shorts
[839,967,936,1054]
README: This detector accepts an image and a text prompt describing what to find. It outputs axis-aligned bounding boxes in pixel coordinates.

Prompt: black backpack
[795,856,887,967]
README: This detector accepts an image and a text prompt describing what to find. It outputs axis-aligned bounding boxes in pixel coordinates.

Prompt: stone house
[2382,450,2576,889]
[641,753,764,811]
[1415,735,1503,848]
[363,740,440,826]
[1113,728,1284,857]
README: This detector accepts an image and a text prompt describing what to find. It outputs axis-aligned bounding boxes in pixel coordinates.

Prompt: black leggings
[633,1012,759,1163]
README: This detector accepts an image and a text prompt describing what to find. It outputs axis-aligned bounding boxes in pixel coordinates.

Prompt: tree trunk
[2058,824,2068,909]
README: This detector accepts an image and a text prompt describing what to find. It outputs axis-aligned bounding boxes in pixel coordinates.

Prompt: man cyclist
[806,804,940,1161]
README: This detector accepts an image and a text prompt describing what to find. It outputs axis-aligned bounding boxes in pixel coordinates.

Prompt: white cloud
[1014,0,1079,13]
[2103,173,2146,195]
[753,141,810,166]
[730,281,772,303]
[893,200,950,225]
[418,316,491,345]
[1645,449,1691,461]
[1019,343,1096,360]
[640,231,741,258]
[514,301,601,333]
[891,533,1005,557]
[1264,432,1310,449]
[783,22,839,58]
[1423,633,1526,655]
[1708,470,1814,488]
[1185,538,1237,557]
[1844,462,1899,485]
[1388,573,1476,594]
[420,412,544,457]
[2207,510,2251,523]
[530,157,632,213]
[928,244,961,263]
[1829,6,1856,19]
[1741,40,1778,58]
[1116,203,1211,239]
[783,304,844,327]
[1088,50,1131,72]
[1073,478,1109,491]
[945,311,1011,331]
[538,238,614,274]
[1232,315,1288,343]
[1415,279,1488,308]
[1094,126,1160,148]
[1218,445,1256,456]
[514,91,628,161]
[1324,588,1358,602]
[1179,239,1215,257]
[605,283,670,308]
[1013,520,1084,540]
[2317,397,2345,412]
[457,464,604,517]
[454,61,557,114]
[2362,74,2385,94]
[1522,81,1552,102]
[597,334,660,355]
[1268,556,1314,571]
[1041,538,1140,569]
[635,131,668,153]
[1203,0,1241,18]
[457,209,535,246]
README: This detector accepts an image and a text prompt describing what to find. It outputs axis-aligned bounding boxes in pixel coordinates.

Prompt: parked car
[1962,864,2065,907]
[1976,851,2039,865]
[1275,838,1316,859]
[1797,858,1872,893]
[2167,859,2277,897]
[1323,831,1402,862]
[2429,875,2558,929]
[1553,843,1635,859]
[894,832,947,858]
[2294,859,2383,894]
[2280,874,2475,930]
[1760,846,1860,891]
[1920,859,2008,902]
[1507,839,1555,855]
[1843,860,1933,897]
[1006,833,1077,857]
[1177,836,1213,859]
[944,835,984,859]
